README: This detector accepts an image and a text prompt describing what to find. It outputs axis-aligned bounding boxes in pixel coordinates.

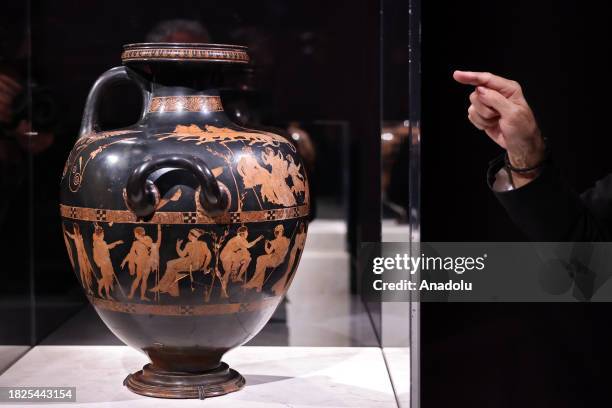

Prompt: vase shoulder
[60,120,309,215]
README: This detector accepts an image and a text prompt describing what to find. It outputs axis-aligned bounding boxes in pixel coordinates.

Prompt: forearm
[247,237,262,248]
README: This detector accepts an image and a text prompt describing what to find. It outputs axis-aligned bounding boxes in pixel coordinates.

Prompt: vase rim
[122,43,249,64]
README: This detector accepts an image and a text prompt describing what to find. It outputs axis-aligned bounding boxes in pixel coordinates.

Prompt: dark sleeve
[487,155,612,241]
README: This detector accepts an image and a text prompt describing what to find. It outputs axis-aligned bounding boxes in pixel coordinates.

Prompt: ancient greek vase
[59,43,309,399]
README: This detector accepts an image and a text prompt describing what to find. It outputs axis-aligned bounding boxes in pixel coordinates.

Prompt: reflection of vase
[59,43,309,399]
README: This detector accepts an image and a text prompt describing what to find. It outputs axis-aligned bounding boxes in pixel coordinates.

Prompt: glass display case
[380,1,420,407]
[0,1,419,406]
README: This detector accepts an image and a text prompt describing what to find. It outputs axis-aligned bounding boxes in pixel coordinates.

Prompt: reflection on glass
[0,0,33,373]
[380,0,420,406]
[382,120,410,223]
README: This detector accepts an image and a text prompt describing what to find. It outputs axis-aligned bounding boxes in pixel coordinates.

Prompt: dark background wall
[422,1,612,406]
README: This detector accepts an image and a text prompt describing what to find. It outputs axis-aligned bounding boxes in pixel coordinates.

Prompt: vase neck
[143,86,226,123]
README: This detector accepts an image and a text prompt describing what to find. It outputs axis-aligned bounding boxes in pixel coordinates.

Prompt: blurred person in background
[0,38,56,225]
[146,19,210,43]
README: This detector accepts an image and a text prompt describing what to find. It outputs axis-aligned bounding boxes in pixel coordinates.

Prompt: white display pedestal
[0,346,397,407]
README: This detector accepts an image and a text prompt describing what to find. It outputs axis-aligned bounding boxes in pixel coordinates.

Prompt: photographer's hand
[453,71,545,188]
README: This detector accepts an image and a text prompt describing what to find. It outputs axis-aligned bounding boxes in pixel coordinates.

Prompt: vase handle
[125,155,229,220]
[79,66,151,138]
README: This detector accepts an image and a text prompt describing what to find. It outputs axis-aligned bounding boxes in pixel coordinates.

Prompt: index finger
[453,70,521,98]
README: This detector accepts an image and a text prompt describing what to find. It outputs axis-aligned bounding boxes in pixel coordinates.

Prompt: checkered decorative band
[178,305,195,315]
[60,204,309,225]
[95,209,107,221]
[182,212,198,224]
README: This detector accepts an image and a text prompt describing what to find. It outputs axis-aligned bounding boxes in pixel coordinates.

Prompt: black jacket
[488,155,612,241]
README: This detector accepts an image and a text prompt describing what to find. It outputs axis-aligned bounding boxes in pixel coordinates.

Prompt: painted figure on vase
[286,154,306,197]
[62,224,76,269]
[237,146,297,207]
[147,224,162,299]
[92,225,124,299]
[272,222,307,296]
[244,224,290,292]
[237,146,273,206]
[150,228,211,297]
[158,124,292,149]
[121,226,155,301]
[261,147,296,207]
[220,226,264,284]
[64,223,95,294]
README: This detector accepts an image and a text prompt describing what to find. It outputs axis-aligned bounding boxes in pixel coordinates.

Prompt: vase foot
[123,362,245,399]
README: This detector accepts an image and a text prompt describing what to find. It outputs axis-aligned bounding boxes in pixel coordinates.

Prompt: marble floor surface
[0,346,29,376]
[0,345,398,408]
[383,347,411,408]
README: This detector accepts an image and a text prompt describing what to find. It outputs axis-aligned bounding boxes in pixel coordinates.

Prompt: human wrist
[506,130,545,169]
[505,132,547,188]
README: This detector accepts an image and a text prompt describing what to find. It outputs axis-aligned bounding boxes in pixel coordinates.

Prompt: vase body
[59,43,309,398]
